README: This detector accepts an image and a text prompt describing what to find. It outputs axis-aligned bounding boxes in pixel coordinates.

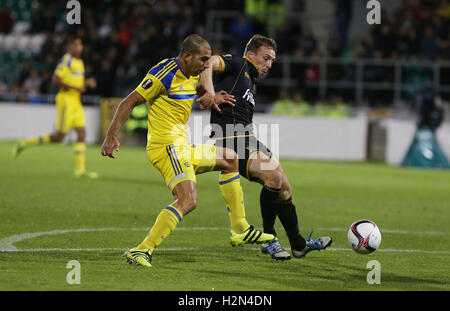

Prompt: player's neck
[70,52,81,59]
[176,56,190,77]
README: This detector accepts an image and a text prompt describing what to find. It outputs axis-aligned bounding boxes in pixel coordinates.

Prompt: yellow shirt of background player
[135,58,200,148]
[54,53,85,98]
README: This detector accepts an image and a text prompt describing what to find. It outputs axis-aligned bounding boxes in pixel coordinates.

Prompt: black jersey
[210,54,259,138]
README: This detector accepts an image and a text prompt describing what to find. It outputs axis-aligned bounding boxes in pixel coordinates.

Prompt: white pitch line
[178,227,450,235]
[327,247,450,255]
[315,227,450,236]
[0,227,449,254]
[0,227,147,251]
[3,247,450,255]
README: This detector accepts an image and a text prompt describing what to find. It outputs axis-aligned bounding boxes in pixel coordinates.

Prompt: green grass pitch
[0,141,449,291]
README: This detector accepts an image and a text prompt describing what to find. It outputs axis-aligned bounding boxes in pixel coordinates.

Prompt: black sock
[276,197,306,251]
[259,185,279,236]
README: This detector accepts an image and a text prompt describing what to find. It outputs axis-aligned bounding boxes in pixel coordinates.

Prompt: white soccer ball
[347,220,381,254]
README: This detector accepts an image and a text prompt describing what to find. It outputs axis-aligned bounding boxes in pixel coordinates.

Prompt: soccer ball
[347,220,381,254]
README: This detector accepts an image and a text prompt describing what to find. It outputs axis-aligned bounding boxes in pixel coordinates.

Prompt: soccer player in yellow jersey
[12,38,98,178]
[101,34,274,267]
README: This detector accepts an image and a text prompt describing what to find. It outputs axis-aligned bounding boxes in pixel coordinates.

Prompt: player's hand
[196,91,215,110]
[76,86,87,93]
[214,90,235,106]
[85,77,97,89]
[212,90,235,113]
[101,135,120,159]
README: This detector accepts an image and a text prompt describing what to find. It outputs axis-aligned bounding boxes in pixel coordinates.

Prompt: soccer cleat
[230,225,275,246]
[123,248,152,267]
[261,237,291,260]
[292,229,332,258]
[74,170,99,179]
[12,139,26,158]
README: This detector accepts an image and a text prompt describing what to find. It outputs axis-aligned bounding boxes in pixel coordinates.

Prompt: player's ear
[246,50,255,59]
[183,51,192,64]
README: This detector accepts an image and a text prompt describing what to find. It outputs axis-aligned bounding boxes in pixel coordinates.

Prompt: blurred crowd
[356,0,450,61]
[272,0,450,110]
[1,0,246,101]
[0,0,449,109]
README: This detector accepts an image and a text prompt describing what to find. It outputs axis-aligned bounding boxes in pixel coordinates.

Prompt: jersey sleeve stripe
[157,62,177,80]
[148,59,174,77]
[155,61,177,79]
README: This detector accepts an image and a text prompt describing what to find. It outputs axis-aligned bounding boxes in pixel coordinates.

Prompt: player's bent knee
[75,128,86,142]
[178,195,197,215]
[279,175,292,200]
[263,167,284,189]
[225,154,239,172]
[77,133,86,142]
[280,186,292,201]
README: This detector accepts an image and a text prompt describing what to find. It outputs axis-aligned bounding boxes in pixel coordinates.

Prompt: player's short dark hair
[244,34,277,55]
[66,37,82,46]
[180,34,210,55]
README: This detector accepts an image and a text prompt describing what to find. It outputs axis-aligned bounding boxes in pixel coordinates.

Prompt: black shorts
[214,135,272,182]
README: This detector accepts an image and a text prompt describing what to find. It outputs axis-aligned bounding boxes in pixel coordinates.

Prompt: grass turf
[0,141,449,291]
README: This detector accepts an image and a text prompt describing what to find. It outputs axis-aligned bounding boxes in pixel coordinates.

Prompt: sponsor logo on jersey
[243,88,255,106]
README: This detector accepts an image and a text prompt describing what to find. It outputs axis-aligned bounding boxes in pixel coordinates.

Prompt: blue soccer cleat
[292,229,332,258]
[261,237,291,261]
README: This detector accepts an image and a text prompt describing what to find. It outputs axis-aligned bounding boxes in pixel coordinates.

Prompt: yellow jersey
[54,53,85,99]
[135,58,200,148]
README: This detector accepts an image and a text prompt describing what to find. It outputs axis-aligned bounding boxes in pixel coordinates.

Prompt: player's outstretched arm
[197,55,221,103]
[101,91,146,158]
[197,55,234,113]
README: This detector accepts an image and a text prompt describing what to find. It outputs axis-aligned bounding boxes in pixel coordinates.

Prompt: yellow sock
[219,172,250,233]
[136,205,183,253]
[24,134,51,147]
[74,142,86,172]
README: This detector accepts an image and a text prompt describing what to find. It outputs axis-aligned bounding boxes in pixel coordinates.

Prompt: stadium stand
[0,0,449,113]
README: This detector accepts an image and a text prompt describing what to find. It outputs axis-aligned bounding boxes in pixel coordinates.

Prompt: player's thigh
[247,151,274,180]
[71,103,86,129]
[249,153,291,195]
[147,144,196,192]
[55,100,71,134]
[234,136,275,182]
[248,152,282,185]
[213,145,238,172]
[56,98,84,134]
[189,143,217,174]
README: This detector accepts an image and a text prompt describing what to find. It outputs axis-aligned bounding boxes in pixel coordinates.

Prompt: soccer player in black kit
[198,35,332,260]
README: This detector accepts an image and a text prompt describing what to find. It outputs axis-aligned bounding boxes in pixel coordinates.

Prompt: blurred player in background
[12,38,98,179]
[101,34,274,268]
[198,34,332,260]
